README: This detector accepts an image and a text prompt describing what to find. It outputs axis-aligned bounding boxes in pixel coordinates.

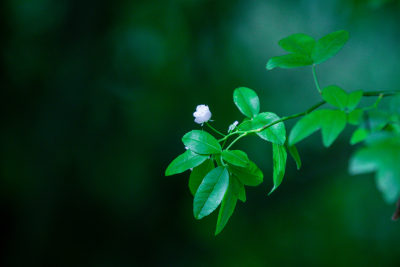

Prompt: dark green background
[2,0,400,266]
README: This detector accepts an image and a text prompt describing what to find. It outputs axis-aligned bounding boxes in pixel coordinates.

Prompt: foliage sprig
[166,30,400,235]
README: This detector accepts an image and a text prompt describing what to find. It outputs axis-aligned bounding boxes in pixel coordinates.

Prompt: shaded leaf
[215,180,238,235]
[349,137,400,203]
[231,175,246,202]
[189,159,214,195]
[320,110,347,147]
[287,143,301,170]
[269,144,287,195]
[347,109,363,125]
[222,150,249,167]
[229,160,263,186]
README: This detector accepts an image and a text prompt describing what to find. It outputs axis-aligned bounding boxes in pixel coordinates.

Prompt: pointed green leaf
[222,150,249,167]
[347,109,363,125]
[215,180,238,235]
[289,110,323,145]
[165,150,208,176]
[350,128,368,145]
[269,144,287,195]
[320,110,347,147]
[182,130,221,154]
[229,161,263,186]
[193,167,229,219]
[312,30,349,64]
[189,159,214,195]
[287,143,301,170]
[321,85,348,109]
[266,53,313,70]
[233,87,260,118]
[278,33,316,55]
[231,175,246,202]
[347,90,363,111]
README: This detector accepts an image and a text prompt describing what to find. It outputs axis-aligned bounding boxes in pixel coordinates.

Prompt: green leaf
[165,150,208,176]
[231,175,246,202]
[215,179,238,235]
[321,85,348,109]
[289,109,346,147]
[193,167,229,219]
[182,130,221,154]
[229,160,263,186]
[349,137,400,203]
[350,128,368,145]
[238,112,286,145]
[278,33,316,55]
[347,109,363,125]
[287,143,301,170]
[347,90,363,111]
[222,150,249,167]
[233,87,260,118]
[311,30,349,64]
[320,110,347,147]
[266,54,313,70]
[269,144,287,195]
[189,159,214,195]
[289,110,323,145]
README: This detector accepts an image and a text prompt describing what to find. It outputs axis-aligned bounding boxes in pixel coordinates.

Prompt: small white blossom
[193,105,212,124]
[228,121,239,132]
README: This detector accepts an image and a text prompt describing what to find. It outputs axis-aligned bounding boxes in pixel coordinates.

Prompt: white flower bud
[228,121,239,132]
[193,105,212,124]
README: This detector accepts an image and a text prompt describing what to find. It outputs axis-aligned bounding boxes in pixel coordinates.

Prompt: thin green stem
[312,64,322,94]
[226,133,248,150]
[206,122,225,137]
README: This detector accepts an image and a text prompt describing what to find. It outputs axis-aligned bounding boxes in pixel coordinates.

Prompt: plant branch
[312,64,322,94]
[221,90,399,149]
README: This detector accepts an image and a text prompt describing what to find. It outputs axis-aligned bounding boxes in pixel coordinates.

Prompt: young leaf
[289,110,323,145]
[231,175,246,202]
[320,110,347,147]
[287,143,301,170]
[266,54,313,70]
[350,128,368,145]
[278,33,316,55]
[215,180,238,235]
[229,160,263,186]
[311,30,349,64]
[193,167,229,219]
[182,130,222,154]
[233,87,260,118]
[269,144,287,195]
[222,150,249,167]
[347,90,363,111]
[321,85,348,109]
[189,159,214,195]
[347,109,363,125]
[165,150,208,176]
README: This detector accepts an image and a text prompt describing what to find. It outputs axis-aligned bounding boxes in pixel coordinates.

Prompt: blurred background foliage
[1,0,400,266]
